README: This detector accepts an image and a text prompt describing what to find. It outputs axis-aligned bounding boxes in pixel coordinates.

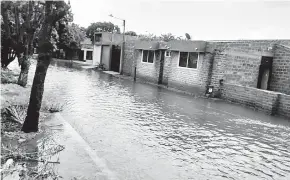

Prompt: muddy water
[31,60,290,179]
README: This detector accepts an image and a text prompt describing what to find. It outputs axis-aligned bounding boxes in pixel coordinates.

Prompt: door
[111,45,121,72]
[93,45,102,65]
[257,56,273,90]
[101,46,111,70]
[79,50,84,61]
[261,69,270,90]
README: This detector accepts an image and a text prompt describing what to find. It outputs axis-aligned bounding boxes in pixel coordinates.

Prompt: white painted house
[80,38,94,64]
[80,32,137,71]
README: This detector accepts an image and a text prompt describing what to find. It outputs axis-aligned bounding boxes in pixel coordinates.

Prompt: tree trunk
[21,54,50,132]
[17,54,30,87]
[21,1,54,133]
[1,45,10,68]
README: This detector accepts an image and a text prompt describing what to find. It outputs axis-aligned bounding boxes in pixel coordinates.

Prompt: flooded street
[35,60,290,180]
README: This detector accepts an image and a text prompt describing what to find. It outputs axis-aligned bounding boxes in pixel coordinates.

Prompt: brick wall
[207,40,290,95]
[278,94,290,118]
[270,45,290,95]
[221,83,280,114]
[221,83,290,118]
[123,40,136,76]
[210,52,261,90]
[135,50,160,83]
[207,40,290,53]
[164,51,208,95]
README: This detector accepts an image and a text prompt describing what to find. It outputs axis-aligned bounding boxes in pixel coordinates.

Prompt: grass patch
[42,102,65,113]
[1,105,27,133]
[1,68,18,84]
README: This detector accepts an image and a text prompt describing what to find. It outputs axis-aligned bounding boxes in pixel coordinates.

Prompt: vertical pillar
[108,45,113,71]
[158,50,165,84]
[83,50,87,61]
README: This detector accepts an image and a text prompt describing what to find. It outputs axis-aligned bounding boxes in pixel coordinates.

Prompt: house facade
[123,39,290,118]
[131,40,208,95]
[84,32,137,71]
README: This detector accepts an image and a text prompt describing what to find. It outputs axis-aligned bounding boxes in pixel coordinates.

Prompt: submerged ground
[3,59,290,180]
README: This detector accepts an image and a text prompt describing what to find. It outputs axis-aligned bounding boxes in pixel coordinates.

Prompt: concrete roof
[134,40,207,52]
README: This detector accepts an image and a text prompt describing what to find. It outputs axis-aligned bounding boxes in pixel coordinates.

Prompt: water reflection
[28,60,290,180]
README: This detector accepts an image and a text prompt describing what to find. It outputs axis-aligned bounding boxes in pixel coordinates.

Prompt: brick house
[123,39,290,118]
[131,40,208,95]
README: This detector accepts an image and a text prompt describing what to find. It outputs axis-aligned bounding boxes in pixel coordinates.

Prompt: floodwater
[35,60,290,179]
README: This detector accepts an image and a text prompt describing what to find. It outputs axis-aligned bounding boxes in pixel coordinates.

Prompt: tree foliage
[137,33,158,41]
[125,31,137,36]
[160,33,182,42]
[86,21,120,41]
[68,23,86,47]
[138,33,182,42]
[56,23,86,51]
[1,1,45,68]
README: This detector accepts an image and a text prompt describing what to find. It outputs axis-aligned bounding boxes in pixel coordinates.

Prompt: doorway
[111,45,121,72]
[79,50,84,61]
[257,56,273,90]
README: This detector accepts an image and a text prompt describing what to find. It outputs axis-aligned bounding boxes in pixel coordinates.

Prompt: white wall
[93,45,102,65]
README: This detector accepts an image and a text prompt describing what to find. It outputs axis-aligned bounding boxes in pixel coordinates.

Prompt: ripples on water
[29,61,290,180]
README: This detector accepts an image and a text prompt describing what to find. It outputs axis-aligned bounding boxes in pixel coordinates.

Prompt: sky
[69,0,290,40]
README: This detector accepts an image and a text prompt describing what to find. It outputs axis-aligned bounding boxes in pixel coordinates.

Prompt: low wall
[278,94,290,118]
[221,83,290,118]
[221,83,280,114]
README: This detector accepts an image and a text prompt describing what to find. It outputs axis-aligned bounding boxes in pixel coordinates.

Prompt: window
[86,51,93,60]
[94,34,102,42]
[165,50,171,57]
[142,50,155,63]
[179,52,198,68]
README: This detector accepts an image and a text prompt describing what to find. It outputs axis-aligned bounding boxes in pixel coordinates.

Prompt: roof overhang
[134,41,159,50]
[134,40,206,52]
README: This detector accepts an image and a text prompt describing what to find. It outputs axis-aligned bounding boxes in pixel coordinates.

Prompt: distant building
[80,32,137,71]
[80,38,93,62]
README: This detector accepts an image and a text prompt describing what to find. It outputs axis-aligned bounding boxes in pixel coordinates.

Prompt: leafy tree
[138,32,182,42]
[137,33,158,41]
[56,23,86,59]
[86,21,120,42]
[1,1,47,86]
[68,23,86,46]
[21,1,71,133]
[125,31,137,36]
[160,33,182,42]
